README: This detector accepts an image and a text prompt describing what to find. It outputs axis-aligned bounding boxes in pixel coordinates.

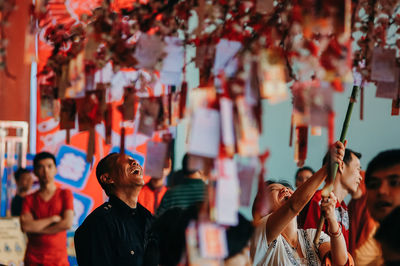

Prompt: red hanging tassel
[328,111,335,146]
[120,127,125,154]
[179,82,187,119]
[392,98,400,116]
[105,103,112,145]
[296,126,308,167]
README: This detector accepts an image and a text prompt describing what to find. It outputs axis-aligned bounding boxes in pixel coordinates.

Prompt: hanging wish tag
[198,222,228,260]
[188,108,220,158]
[376,68,400,99]
[215,158,239,226]
[371,47,397,82]
[144,140,168,179]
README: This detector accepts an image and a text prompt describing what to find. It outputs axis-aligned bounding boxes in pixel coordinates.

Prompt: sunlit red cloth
[138,181,168,214]
[348,172,377,256]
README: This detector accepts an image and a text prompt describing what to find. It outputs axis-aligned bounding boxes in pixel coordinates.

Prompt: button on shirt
[74,195,157,266]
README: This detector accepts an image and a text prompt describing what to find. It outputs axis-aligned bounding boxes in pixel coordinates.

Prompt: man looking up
[74,153,157,266]
[20,152,74,266]
[298,148,362,247]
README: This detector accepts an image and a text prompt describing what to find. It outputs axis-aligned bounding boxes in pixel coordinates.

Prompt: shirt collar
[108,195,138,217]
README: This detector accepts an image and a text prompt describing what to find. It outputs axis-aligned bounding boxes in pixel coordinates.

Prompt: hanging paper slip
[219,97,235,157]
[134,33,165,69]
[216,158,239,226]
[213,39,241,86]
[160,36,184,86]
[237,158,257,207]
[145,141,168,179]
[376,68,399,99]
[60,99,76,130]
[188,108,220,158]
[371,47,397,82]
[186,221,220,266]
[199,222,228,259]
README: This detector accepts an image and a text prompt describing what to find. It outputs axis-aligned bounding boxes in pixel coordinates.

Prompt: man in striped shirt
[156,154,206,216]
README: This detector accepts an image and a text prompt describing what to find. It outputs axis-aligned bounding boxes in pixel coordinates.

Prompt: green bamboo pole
[313,85,360,246]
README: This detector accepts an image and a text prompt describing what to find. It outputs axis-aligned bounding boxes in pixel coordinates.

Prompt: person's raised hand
[330,140,345,165]
[321,191,338,223]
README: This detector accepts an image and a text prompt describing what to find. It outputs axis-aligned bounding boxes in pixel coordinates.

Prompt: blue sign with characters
[55,145,92,189]
[69,192,93,234]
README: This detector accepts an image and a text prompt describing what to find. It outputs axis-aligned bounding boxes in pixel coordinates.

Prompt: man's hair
[33,151,56,169]
[182,153,199,176]
[14,167,31,183]
[295,166,315,180]
[96,153,119,196]
[365,149,400,184]
[322,148,362,166]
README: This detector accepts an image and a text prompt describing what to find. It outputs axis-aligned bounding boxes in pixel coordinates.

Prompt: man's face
[341,153,362,195]
[295,170,313,188]
[111,154,144,188]
[34,158,57,186]
[367,164,400,222]
[18,172,33,192]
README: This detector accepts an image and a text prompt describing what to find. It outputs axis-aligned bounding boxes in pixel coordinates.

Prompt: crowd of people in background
[9,144,400,265]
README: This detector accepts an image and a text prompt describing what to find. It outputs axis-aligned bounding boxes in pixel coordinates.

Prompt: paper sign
[160,36,184,86]
[371,47,397,82]
[237,159,257,207]
[216,158,239,226]
[213,39,241,86]
[162,36,184,72]
[245,60,260,107]
[0,218,26,266]
[55,145,91,189]
[220,97,235,156]
[77,90,105,131]
[235,97,259,157]
[70,192,93,233]
[40,85,55,119]
[186,221,220,266]
[144,141,168,179]
[188,108,220,158]
[259,49,288,103]
[256,0,274,14]
[310,82,333,127]
[137,98,161,137]
[376,68,399,99]
[60,99,76,130]
[199,222,228,259]
[160,71,182,87]
[118,86,136,121]
[65,51,85,98]
[134,33,164,69]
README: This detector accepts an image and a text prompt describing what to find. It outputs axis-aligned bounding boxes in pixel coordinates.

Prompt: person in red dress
[20,152,74,266]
